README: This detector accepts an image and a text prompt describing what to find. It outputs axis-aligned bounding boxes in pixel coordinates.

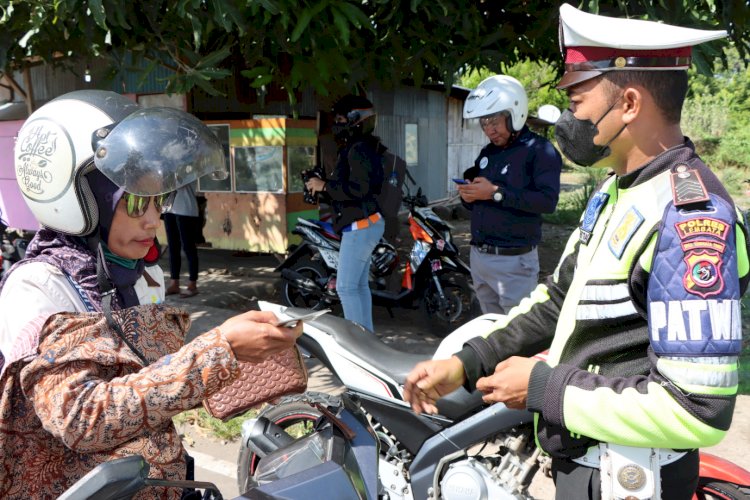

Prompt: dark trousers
[163,213,200,282]
[552,450,699,499]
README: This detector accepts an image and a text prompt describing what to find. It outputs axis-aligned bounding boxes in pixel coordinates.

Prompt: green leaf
[192,74,226,96]
[188,13,203,48]
[135,58,159,90]
[241,65,272,79]
[291,8,314,42]
[331,7,350,45]
[249,73,273,88]
[257,0,281,16]
[337,2,372,31]
[89,0,108,30]
[210,0,233,32]
[196,46,231,69]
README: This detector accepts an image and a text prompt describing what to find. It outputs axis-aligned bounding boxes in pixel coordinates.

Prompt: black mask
[332,123,349,142]
[554,98,627,167]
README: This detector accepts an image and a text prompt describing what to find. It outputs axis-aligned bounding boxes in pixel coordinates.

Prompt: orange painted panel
[203,192,288,253]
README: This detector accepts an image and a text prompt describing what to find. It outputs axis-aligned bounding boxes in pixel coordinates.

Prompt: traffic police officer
[405,4,748,499]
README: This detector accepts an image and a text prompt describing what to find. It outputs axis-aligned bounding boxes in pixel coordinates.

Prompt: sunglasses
[122,192,176,218]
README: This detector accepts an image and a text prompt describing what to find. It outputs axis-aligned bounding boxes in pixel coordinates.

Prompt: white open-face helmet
[463,75,529,131]
[14,90,227,236]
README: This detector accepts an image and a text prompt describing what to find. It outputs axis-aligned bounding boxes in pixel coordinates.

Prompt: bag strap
[95,248,150,367]
[63,272,97,313]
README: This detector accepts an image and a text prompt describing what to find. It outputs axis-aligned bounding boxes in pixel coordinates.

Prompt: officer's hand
[475,356,538,409]
[458,177,497,202]
[306,177,326,195]
[404,357,466,414]
[219,310,302,363]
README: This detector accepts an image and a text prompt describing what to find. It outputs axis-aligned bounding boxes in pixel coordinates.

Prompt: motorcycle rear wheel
[695,481,750,499]
[236,392,341,493]
[279,258,333,310]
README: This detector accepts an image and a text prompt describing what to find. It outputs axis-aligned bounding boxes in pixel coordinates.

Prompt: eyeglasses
[122,192,176,218]
[479,114,507,129]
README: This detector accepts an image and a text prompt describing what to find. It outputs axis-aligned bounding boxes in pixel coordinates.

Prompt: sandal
[165,286,180,296]
[180,288,199,298]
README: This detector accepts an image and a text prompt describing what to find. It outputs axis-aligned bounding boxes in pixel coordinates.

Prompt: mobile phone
[452,178,469,185]
[274,309,331,327]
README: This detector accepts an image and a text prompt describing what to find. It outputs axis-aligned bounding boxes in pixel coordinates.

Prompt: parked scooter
[276,181,474,333]
[58,393,378,499]
[244,302,750,500]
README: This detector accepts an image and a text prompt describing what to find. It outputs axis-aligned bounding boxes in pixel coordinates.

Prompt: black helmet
[371,242,398,277]
[331,94,377,140]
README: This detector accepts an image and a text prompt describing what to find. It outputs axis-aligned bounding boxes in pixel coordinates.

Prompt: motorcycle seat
[309,219,341,241]
[302,311,429,384]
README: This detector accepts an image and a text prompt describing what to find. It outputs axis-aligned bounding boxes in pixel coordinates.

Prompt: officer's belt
[572,443,687,468]
[474,244,534,256]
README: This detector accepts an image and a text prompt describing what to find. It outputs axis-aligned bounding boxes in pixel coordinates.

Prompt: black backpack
[377,151,407,243]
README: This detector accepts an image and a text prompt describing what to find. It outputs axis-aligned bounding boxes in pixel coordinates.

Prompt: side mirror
[59,455,149,500]
[59,455,223,500]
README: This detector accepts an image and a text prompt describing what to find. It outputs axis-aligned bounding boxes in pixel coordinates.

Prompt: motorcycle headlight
[254,431,334,485]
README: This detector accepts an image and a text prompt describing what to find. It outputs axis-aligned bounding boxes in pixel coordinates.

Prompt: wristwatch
[492,186,504,203]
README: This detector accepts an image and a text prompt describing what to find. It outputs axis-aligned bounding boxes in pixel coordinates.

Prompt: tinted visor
[93,107,228,196]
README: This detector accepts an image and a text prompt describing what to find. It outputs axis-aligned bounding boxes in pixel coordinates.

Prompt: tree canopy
[1,1,747,101]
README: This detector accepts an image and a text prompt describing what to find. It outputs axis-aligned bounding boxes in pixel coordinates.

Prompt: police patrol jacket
[455,141,749,459]
[464,127,562,247]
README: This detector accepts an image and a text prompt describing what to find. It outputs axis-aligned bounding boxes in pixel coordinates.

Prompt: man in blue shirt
[459,75,563,314]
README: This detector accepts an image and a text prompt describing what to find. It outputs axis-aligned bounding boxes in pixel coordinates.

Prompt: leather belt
[475,244,533,256]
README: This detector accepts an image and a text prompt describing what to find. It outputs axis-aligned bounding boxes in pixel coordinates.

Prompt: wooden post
[22,67,35,116]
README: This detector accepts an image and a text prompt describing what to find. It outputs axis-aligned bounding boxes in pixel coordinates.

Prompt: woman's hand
[305,177,326,195]
[219,310,303,363]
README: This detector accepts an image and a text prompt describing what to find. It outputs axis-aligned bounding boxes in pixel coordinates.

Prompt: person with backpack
[305,95,386,332]
[458,75,563,314]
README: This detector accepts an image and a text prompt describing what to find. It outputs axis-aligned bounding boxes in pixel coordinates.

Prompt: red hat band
[564,46,692,72]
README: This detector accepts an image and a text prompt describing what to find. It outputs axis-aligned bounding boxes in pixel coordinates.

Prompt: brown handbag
[203,346,308,421]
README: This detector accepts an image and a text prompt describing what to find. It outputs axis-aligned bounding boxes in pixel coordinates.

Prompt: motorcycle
[242,301,750,500]
[59,393,378,499]
[0,209,31,281]
[276,182,475,333]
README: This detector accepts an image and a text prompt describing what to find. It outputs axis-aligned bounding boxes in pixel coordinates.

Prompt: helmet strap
[95,241,150,366]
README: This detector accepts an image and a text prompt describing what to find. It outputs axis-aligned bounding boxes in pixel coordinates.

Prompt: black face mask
[554,97,627,167]
[332,123,349,141]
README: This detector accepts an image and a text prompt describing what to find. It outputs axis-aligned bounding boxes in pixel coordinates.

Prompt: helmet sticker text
[15,119,74,202]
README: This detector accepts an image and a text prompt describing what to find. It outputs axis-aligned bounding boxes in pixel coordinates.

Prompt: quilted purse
[203,346,308,421]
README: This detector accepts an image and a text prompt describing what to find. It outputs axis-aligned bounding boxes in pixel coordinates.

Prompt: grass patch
[173,406,262,442]
[740,295,750,395]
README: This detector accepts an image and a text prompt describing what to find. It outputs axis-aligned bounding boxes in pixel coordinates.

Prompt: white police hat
[557,3,727,89]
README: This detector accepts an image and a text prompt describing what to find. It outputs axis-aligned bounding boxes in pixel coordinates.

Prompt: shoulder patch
[579,192,609,245]
[647,195,741,356]
[670,165,709,206]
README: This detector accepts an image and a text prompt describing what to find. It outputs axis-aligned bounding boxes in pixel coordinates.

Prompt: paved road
[164,244,750,499]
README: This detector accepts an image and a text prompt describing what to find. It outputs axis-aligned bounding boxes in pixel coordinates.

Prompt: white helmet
[537,104,562,125]
[14,90,227,236]
[463,75,529,131]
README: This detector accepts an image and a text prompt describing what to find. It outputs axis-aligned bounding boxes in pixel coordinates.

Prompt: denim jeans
[337,217,385,332]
